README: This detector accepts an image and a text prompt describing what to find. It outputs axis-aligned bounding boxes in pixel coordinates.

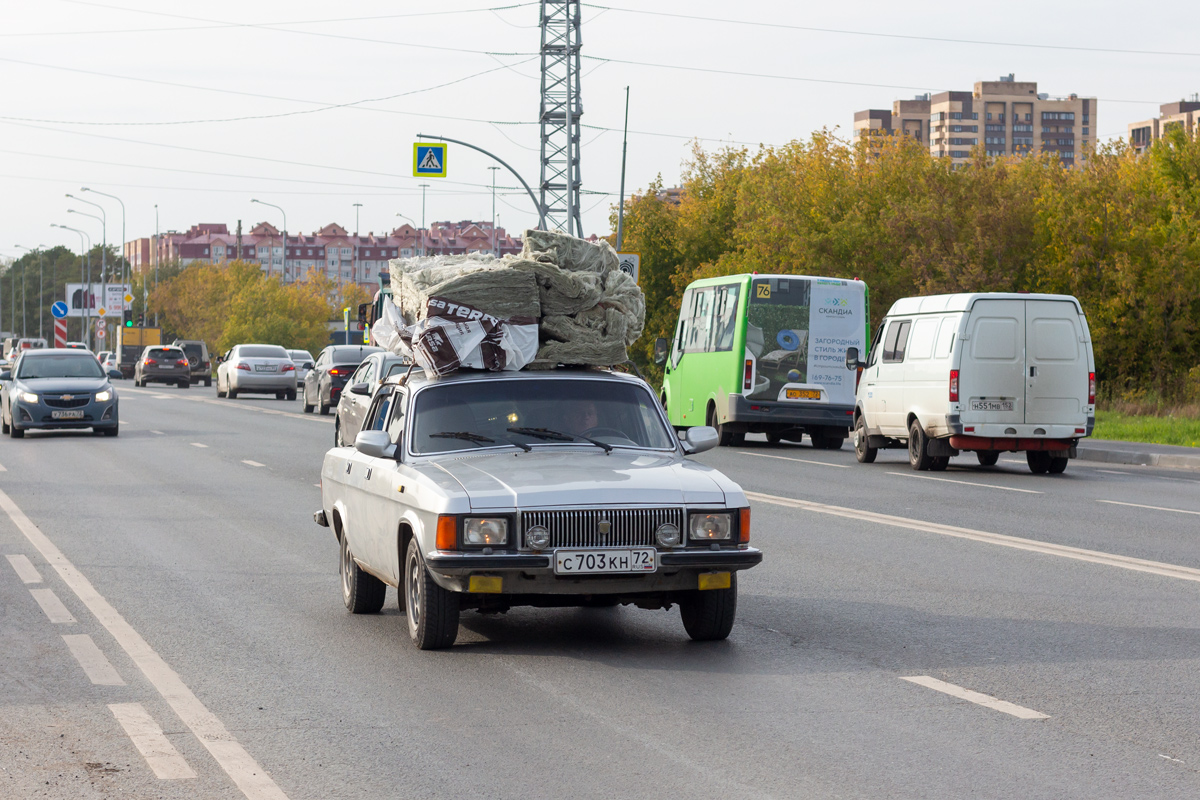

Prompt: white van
[845,292,1095,474]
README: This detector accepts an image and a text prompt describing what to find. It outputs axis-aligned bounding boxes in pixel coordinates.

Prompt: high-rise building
[854,75,1096,167]
[1128,97,1200,154]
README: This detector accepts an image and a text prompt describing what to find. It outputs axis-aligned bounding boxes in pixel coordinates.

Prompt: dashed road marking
[1098,499,1200,517]
[887,471,1043,494]
[108,703,197,780]
[740,451,851,469]
[747,490,1200,583]
[0,461,6,472]
[123,385,331,424]
[6,553,42,583]
[150,430,165,435]
[1096,469,1132,475]
[0,488,290,799]
[63,634,125,685]
[901,676,1049,720]
[30,587,76,623]
[242,460,265,468]
[190,443,208,449]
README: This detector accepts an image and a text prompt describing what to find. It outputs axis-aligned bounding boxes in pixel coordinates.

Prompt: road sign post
[413,143,448,178]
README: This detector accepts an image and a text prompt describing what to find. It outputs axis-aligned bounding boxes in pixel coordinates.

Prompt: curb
[1076,445,1200,471]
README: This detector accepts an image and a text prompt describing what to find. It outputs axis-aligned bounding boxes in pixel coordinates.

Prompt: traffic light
[137,312,145,327]
[357,303,369,329]
[123,309,133,327]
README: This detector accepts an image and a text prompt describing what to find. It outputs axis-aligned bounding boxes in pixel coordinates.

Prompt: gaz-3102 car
[315,366,762,649]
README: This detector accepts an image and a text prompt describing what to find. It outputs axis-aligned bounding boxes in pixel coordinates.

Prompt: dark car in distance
[135,345,191,388]
[172,339,212,387]
[302,345,382,415]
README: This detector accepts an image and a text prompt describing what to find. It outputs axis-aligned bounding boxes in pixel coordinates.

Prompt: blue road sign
[51,301,69,319]
[413,143,447,177]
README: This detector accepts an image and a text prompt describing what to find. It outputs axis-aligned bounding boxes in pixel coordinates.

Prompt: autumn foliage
[149,261,371,356]
[617,130,1200,402]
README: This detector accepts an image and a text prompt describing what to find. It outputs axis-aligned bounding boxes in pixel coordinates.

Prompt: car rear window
[240,345,289,358]
[289,350,314,362]
[180,344,203,360]
[333,347,383,365]
[148,348,183,359]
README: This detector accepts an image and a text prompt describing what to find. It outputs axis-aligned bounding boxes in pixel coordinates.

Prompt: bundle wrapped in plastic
[371,230,644,375]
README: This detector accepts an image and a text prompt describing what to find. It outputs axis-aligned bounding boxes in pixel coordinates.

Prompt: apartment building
[1128,98,1200,154]
[855,75,1097,167]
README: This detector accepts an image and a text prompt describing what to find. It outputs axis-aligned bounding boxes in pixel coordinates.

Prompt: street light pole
[82,188,126,320]
[418,184,429,230]
[52,224,90,347]
[153,204,159,326]
[488,166,500,256]
[352,202,362,290]
[67,209,104,349]
[251,199,286,284]
[13,245,46,340]
[12,245,28,337]
[67,194,107,344]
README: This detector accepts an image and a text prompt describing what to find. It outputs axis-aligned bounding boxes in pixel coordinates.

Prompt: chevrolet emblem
[61,394,74,401]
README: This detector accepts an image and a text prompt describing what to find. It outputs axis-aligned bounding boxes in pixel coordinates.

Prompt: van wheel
[853,417,877,463]
[1027,451,1051,474]
[976,451,1000,466]
[1048,456,1069,474]
[930,456,950,471]
[908,420,933,471]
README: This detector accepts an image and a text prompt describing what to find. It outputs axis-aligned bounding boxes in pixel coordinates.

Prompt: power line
[583,3,1200,58]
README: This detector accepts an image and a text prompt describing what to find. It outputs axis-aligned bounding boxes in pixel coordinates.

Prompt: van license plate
[786,389,821,400]
[51,410,85,419]
[970,400,1013,412]
[554,548,657,575]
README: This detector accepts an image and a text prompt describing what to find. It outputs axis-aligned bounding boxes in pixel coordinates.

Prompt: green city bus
[655,274,869,447]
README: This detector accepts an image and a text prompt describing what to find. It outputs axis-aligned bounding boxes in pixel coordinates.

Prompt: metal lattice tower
[539,0,582,236]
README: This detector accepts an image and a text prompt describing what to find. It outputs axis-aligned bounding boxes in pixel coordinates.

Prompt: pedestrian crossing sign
[413,143,447,177]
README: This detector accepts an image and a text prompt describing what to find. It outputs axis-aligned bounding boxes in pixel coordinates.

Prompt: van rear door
[960,299,1025,425]
[1025,300,1088,426]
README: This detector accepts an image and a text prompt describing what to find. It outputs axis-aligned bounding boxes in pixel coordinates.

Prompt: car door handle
[1029,366,1038,378]
[366,467,373,480]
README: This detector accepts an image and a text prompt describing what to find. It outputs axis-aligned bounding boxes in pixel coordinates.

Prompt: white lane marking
[1096,469,1132,475]
[1001,458,1025,464]
[0,489,290,800]
[63,634,125,685]
[6,553,42,583]
[313,484,321,488]
[747,490,1200,584]
[901,676,1049,720]
[887,471,1044,494]
[242,460,265,468]
[150,430,165,435]
[123,385,328,424]
[30,587,76,623]
[152,395,172,400]
[1098,499,1200,517]
[0,461,6,472]
[108,703,197,780]
[1160,754,1185,764]
[189,442,208,449]
[741,451,851,469]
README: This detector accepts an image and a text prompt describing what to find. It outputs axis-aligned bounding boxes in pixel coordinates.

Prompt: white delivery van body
[851,292,1095,474]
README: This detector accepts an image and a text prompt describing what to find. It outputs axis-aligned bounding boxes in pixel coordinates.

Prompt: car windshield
[334,347,382,365]
[17,354,105,379]
[289,350,313,362]
[239,345,288,358]
[410,377,675,455]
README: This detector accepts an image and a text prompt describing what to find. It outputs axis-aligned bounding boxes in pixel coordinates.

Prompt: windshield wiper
[430,430,531,452]
[507,426,613,454]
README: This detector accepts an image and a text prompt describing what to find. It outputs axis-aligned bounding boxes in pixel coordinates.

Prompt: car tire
[303,402,314,413]
[404,537,460,650]
[204,378,212,387]
[930,456,950,471]
[1,412,9,435]
[103,424,119,438]
[276,391,286,400]
[340,533,385,614]
[335,419,344,447]
[976,451,1000,466]
[766,433,782,445]
[286,389,297,401]
[680,573,737,641]
[1027,451,1051,474]
[1048,456,1069,474]
[228,387,238,399]
[853,417,877,464]
[708,406,742,447]
[908,420,933,471]
[216,377,226,398]
[179,381,189,389]
[9,423,24,439]
[319,402,331,416]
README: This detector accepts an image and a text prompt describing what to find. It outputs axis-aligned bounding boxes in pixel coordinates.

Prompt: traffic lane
[700,439,1200,570]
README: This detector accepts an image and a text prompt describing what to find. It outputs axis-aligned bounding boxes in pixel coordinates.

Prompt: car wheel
[765,433,782,445]
[303,401,314,413]
[335,419,344,447]
[1027,451,1051,474]
[204,377,212,387]
[103,423,119,438]
[976,451,1000,466]
[276,391,286,400]
[340,532,385,614]
[319,401,331,415]
[179,381,189,389]
[853,416,877,464]
[708,406,742,446]
[404,537,460,650]
[9,423,24,439]
[1048,456,1069,474]
[908,420,933,471]
[286,389,296,401]
[216,376,226,398]
[1,412,9,435]
[228,387,238,399]
[680,573,737,641]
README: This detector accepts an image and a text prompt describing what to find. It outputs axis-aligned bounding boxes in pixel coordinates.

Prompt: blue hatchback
[0,349,122,438]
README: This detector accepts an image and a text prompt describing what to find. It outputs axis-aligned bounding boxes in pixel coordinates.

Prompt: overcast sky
[1,0,1196,259]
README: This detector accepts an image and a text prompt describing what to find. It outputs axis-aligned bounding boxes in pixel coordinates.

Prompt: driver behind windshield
[560,400,599,435]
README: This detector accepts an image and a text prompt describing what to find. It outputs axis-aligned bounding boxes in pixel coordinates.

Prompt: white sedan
[215,344,297,400]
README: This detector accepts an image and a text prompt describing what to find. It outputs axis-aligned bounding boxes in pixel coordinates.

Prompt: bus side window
[684,288,714,354]
[671,289,692,367]
[711,284,741,352]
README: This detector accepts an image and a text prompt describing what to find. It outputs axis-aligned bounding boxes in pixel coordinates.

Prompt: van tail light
[436,515,457,550]
[1088,372,1095,404]
[739,507,751,544]
[949,369,959,402]
[743,360,753,391]
[237,362,251,371]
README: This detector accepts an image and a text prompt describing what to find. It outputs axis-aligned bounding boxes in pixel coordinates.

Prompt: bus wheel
[708,406,743,447]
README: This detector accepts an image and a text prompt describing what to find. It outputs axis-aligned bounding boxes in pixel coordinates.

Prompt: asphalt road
[3,383,1200,799]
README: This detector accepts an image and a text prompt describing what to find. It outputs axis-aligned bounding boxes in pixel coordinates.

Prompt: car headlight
[95,389,112,402]
[463,517,508,546]
[525,525,550,550]
[19,391,38,404]
[689,512,733,541]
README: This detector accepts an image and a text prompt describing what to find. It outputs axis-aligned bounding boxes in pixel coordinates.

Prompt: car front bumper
[13,399,117,430]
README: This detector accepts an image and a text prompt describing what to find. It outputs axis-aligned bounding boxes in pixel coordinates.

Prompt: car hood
[17,377,110,394]
[429,449,741,510]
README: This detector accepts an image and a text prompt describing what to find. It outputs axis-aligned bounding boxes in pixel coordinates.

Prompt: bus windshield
[747,277,811,400]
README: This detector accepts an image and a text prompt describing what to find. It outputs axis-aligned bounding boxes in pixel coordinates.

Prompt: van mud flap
[949,436,1077,456]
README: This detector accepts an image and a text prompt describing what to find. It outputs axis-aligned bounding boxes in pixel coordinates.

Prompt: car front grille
[45,396,89,409]
[521,507,685,549]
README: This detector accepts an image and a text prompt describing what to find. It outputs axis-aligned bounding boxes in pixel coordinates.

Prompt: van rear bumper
[725,394,854,431]
[946,415,1094,440]
[948,435,1077,455]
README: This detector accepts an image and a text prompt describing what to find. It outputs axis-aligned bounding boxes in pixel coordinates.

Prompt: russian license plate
[786,388,821,400]
[970,399,1014,412]
[159,364,174,369]
[553,548,657,575]
[51,409,84,419]
[254,364,276,372]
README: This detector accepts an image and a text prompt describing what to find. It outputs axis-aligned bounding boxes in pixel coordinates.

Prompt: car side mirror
[681,426,719,455]
[349,381,370,396]
[0,371,10,381]
[354,429,396,458]
[653,337,669,366]
[845,346,862,371]
[107,369,123,380]
[304,362,314,370]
